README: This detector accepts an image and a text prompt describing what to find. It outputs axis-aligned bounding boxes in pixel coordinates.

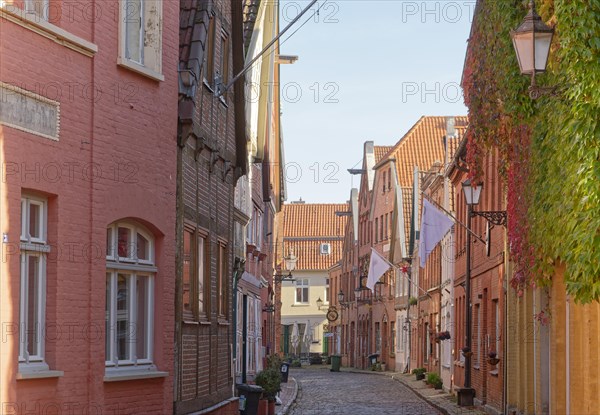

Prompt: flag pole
[420,192,485,244]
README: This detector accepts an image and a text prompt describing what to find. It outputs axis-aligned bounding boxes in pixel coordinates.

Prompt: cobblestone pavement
[287,366,442,415]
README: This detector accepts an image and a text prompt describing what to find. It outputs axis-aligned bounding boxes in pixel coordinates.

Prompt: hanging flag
[419,198,454,268]
[366,248,391,291]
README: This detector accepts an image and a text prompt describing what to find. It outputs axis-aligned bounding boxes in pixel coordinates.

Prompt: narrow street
[288,367,441,415]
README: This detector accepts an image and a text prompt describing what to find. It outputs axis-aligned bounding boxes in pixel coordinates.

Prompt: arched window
[105,221,156,369]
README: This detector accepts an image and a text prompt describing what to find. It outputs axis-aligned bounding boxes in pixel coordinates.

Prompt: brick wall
[0,0,178,413]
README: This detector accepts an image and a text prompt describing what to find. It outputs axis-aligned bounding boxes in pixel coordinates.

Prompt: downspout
[533,289,537,413]
[566,295,570,415]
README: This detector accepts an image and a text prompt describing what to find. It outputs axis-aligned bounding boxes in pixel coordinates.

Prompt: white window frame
[24,0,49,20]
[105,271,154,367]
[107,223,154,265]
[118,0,164,81]
[320,243,330,255]
[18,195,60,377]
[295,278,309,304]
[105,221,160,379]
[324,278,330,304]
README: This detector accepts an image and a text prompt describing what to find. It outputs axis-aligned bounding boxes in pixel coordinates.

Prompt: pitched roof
[381,116,467,255]
[280,203,346,270]
[281,203,347,238]
[283,239,343,271]
[378,116,468,187]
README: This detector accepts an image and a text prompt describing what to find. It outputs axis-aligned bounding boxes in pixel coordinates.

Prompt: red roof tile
[280,203,346,270]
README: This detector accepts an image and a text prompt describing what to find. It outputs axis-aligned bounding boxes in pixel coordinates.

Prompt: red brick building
[449,144,506,412]
[0,0,178,412]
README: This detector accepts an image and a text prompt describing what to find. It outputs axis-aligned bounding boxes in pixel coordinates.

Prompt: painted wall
[0,0,178,413]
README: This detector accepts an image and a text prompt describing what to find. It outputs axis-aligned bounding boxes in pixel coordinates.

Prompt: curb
[390,374,450,415]
[276,377,298,415]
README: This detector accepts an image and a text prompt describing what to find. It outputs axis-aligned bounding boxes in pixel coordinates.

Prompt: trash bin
[330,355,341,372]
[280,362,290,383]
[237,384,263,415]
[368,353,379,366]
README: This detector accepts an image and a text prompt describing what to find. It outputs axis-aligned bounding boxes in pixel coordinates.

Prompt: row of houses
[324,1,600,414]
[1,0,289,413]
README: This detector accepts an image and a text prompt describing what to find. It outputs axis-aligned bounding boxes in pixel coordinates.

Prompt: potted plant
[487,351,500,366]
[461,347,473,358]
[426,372,443,390]
[255,368,281,402]
[412,367,426,381]
[408,296,418,306]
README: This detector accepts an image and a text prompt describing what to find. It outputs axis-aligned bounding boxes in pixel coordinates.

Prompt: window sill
[117,57,164,82]
[474,365,480,371]
[17,370,64,380]
[217,320,230,326]
[0,5,97,56]
[489,369,499,377]
[104,367,168,382]
[292,304,310,307]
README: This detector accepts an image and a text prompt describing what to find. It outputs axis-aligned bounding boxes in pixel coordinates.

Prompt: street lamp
[274,250,298,283]
[511,0,556,99]
[316,297,324,310]
[457,180,507,406]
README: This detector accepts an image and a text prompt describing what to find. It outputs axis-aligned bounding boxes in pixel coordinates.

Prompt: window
[382,171,387,193]
[218,30,230,96]
[182,229,193,316]
[25,0,49,20]
[374,218,378,242]
[106,222,155,369]
[391,321,396,353]
[204,15,216,86]
[19,196,48,369]
[475,303,481,367]
[217,243,228,318]
[387,168,391,191]
[320,243,330,255]
[119,0,163,80]
[295,279,309,304]
[324,278,330,303]
[197,235,206,316]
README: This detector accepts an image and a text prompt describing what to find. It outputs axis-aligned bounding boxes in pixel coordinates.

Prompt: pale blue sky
[278,0,472,203]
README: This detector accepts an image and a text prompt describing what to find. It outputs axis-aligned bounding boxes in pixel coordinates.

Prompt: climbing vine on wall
[463,0,600,302]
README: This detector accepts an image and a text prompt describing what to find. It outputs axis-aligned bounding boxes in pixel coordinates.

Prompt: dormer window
[320,243,331,255]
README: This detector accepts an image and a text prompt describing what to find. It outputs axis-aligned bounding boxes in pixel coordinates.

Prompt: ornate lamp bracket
[471,211,507,227]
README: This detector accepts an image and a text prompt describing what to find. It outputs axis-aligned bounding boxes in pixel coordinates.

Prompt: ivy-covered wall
[462,0,600,303]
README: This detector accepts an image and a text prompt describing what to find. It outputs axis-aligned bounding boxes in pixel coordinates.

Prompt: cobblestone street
[287,367,441,415]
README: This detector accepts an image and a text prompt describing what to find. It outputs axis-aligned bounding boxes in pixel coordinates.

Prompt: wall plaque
[0,82,60,140]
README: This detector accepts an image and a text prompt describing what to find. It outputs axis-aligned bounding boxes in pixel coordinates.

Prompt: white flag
[366,248,391,291]
[419,199,454,268]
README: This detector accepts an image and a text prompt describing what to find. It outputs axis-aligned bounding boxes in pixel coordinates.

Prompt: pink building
[1,1,178,413]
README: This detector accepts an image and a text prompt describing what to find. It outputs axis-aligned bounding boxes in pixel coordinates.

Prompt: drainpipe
[566,296,570,415]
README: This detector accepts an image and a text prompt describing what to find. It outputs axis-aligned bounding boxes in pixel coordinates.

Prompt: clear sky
[278,0,473,203]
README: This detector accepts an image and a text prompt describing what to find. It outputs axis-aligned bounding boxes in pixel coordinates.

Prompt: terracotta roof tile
[280,203,346,270]
[374,146,394,164]
[283,239,343,271]
[380,116,468,188]
[281,203,347,238]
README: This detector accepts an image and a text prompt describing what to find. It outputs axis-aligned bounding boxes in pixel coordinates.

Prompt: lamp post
[457,180,507,406]
[316,297,324,311]
[511,0,556,99]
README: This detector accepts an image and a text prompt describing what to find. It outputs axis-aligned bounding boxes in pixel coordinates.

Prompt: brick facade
[1,0,178,413]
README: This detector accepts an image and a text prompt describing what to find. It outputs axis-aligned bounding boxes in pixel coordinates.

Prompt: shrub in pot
[412,367,426,381]
[426,372,443,389]
[255,368,282,402]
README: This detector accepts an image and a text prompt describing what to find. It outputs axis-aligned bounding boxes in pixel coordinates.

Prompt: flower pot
[267,400,276,415]
[463,351,473,358]
[258,399,269,415]
[416,373,425,381]
[488,357,500,366]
